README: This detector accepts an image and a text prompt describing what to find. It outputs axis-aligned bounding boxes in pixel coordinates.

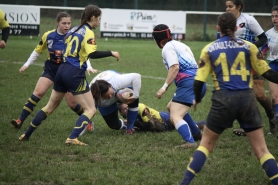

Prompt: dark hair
[218,12,241,43]
[226,0,244,12]
[56,12,70,23]
[272,6,278,12]
[67,5,101,38]
[152,24,172,48]
[117,103,126,118]
[90,80,111,106]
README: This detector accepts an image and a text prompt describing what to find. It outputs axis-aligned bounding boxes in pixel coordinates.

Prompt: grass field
[1,35,278,185]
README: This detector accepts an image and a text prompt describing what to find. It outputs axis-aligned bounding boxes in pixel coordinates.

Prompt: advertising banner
[100,9,186,40]
[0,4,40,36]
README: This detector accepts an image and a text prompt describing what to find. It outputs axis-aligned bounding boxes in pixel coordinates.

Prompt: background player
[180,12,278,185]
[0,8,10,49]
[152,24,207,148]
[224,0,277,135]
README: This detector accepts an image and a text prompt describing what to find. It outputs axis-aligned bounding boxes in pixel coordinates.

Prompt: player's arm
[254,32,267,48]
[1,26,9,43]
[194,45,211,103]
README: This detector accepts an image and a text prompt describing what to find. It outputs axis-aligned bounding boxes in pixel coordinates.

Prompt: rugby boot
[65,138,88,146]
[11,119,22,129]
[19,134,29,141]
[269,118,278,134]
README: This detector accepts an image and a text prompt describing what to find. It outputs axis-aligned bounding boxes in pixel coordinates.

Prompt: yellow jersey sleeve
[81,27,97,61]
[247,41,271,75]
[34,30,53,54]
[195,44,212,82]
[0,9,9,30]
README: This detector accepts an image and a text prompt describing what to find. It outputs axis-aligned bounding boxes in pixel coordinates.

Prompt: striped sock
[25,108,48,137]
[72,104,84,116]
[180,146,209,185]
[69,114,90,139]
[260,154,278,184]
[20,94,40,123]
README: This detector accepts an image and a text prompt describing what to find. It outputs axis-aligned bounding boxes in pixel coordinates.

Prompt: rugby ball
[116,88,134,102]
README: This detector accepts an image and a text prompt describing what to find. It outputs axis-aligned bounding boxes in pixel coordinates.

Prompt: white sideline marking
[2,61,271,92]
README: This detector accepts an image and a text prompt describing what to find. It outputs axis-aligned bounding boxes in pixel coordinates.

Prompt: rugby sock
[69,113,90,139]
[260,154,278,184]
[274,104,278,120]
[20,94,40,123]
[126,107,138,130]
[25,107,48,138]
[175,120,195,143]
[71,103,84,116]
[183,113,200,135]
[180,146,209,185]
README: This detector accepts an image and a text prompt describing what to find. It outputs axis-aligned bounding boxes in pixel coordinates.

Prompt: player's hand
[86,67,98,76]
[111,51,120,61]
[257,51,265,60]
[126,128,135,135]
[156,88,166,99]
[124,96,136,105]
[0,40,6,49]
[19,66,28,74]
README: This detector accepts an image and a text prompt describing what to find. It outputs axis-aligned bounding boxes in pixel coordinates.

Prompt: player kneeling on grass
[180,12,278,185]
[118,103,205,139]
[89,70,141,134]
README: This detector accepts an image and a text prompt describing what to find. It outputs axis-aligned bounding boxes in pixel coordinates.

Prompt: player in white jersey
[261,6,278,132]
[152,24,206,148]
[225,0,277,136]
[89,70,141,134]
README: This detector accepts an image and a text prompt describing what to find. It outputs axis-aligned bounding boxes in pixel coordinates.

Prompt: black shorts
[41,60,60,82]
[53,62,89,95]
[206,89,262,134]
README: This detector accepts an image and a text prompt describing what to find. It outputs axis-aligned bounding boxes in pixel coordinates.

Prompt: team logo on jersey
[239,23,245,28]
[198,59,205,68]
[87,38,96,45]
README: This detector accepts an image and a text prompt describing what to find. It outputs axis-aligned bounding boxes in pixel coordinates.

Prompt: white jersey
[235,13,264,43]
[162,40,198,83]
[89,70,141,107]
[261,27,278,62]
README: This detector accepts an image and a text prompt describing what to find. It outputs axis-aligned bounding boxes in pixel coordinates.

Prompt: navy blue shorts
[53,62,89,95]
[206,89,262,134]
[172,78,207,106]
[269,61,278,72]
[40,60,60,82]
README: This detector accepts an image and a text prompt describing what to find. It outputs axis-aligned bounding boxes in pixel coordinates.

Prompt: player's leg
[246,128,278,184]
[253,75,276,132]
[11,77,53,129]
[64,92,84,116]
[269,61,278,133]
[180,125,221,185]
[99,103,127,130]
[170,101,197,147]
[66,91,96,146]
[19,90,65,140]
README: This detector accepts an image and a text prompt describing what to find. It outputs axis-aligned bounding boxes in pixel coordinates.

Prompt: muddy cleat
[175,142,198,149]
[11,119,22,129]
[19,134,29,141]
[87,121,94,131]
[65,138,88,146]
[269,118,278,134]
[193,131,202,141]
[233,128,246,136]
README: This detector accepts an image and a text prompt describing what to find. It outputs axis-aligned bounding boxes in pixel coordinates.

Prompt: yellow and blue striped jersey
[0,9,9,30]
[195,36,270,90]
[64,23,97,70]
[34,29,66,64]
